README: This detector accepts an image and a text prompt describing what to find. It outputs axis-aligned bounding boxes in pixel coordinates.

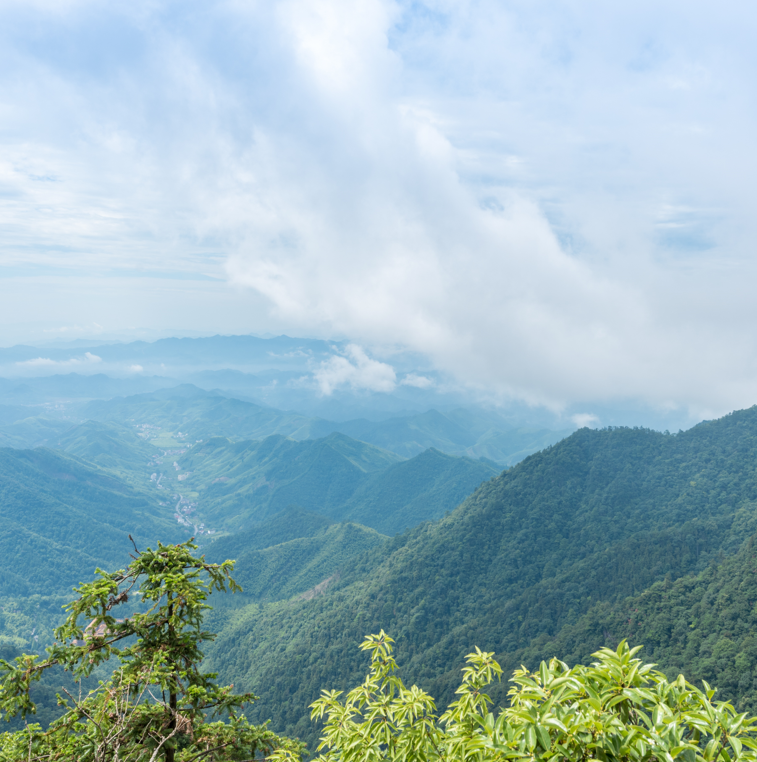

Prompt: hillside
[334,447,500,533]
[0,447,182,597]
[510,529,757,716]
[54,420,160,484]
[0,373,173,405]
[0,416,72,448]
[180,434,497,533]
[205,519,388,603]
[202,408,757,742]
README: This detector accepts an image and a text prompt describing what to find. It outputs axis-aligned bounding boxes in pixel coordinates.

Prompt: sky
[1,0,757,420]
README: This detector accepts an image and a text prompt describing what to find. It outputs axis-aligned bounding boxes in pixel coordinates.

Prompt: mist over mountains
[4,332,757,750]
[0,333,699,431]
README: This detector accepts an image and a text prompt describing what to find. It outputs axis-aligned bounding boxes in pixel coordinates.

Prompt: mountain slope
[512,530,757,716]
[0,417,72,448]
[204,506,335,554]
[0,447,182,596]
[179,434,496,534]
[203,407,757,742]
[178,433,403,530]
[77,386,569,466]
[54,420,158,483]
[206,520,388,603]
[309,407,572,464]
[335,448,499,533]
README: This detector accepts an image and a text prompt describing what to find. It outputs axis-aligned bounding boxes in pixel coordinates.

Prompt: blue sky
[1,0,756,418]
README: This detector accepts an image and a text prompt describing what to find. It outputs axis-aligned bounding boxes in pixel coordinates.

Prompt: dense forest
[6,398,757,753]
[202,408,757,743]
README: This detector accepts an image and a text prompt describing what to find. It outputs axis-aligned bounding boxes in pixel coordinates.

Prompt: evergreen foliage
[0,540,301,761]
[514,532,757,718]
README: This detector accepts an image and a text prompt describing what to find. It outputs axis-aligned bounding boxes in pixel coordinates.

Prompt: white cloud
[221,0,757,418]
[1,1,757,418]
[572,413,601,429]
[16,352,101,368]
[313,345,396,395]
[129,364,144,373]
[401,373,434,389]
[18,357,57,368]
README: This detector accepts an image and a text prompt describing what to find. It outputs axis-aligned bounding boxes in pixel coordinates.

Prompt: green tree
[0,539,303,762]
[275,631,757,762]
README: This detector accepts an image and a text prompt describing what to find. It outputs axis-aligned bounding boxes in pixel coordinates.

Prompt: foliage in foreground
[0,540,302,762]
[273,632,757,762]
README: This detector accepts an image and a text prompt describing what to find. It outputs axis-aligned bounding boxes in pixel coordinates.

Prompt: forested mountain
[55,420,159,481]
[201,407,757,743]
[176,433,497,533]
[512,530,757,716]
[0,447,181,597]
[206,519,387,603]
[0,373,172,404]
[332,447,500,533]
[0,416,71,449]
[10,397,757,750]
[0,377,570,464]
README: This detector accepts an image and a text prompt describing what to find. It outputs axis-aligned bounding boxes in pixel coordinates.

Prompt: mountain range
[5,351,757,750]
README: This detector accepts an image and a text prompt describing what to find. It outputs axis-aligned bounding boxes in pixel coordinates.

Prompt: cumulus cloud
[313,345,396,395]
[400,373,434,389]
[2,1,757,418]
[221,0,757,418]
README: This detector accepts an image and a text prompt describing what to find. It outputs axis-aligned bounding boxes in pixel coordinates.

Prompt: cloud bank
[16,352,102,368]
[1,0,757,418]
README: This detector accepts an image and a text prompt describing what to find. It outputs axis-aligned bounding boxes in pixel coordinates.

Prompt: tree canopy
[0,539,302,762]
[278,632,757,762]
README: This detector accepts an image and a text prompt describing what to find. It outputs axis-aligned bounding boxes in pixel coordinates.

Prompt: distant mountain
[77,386,568,465]
[310,407,571,464]
[178,433,496,533]
[203,407,757,742]
[80,386,319,442]
[2,397,500,539]
[0,373,175,404]
[0,404,43,425]
[334,447,500,533]
[0,447,182,597]
[0,334,559,426]
[0,335,342,370]
[54,420,159,484]
[0,416,72,448]
[205,506,335,554]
